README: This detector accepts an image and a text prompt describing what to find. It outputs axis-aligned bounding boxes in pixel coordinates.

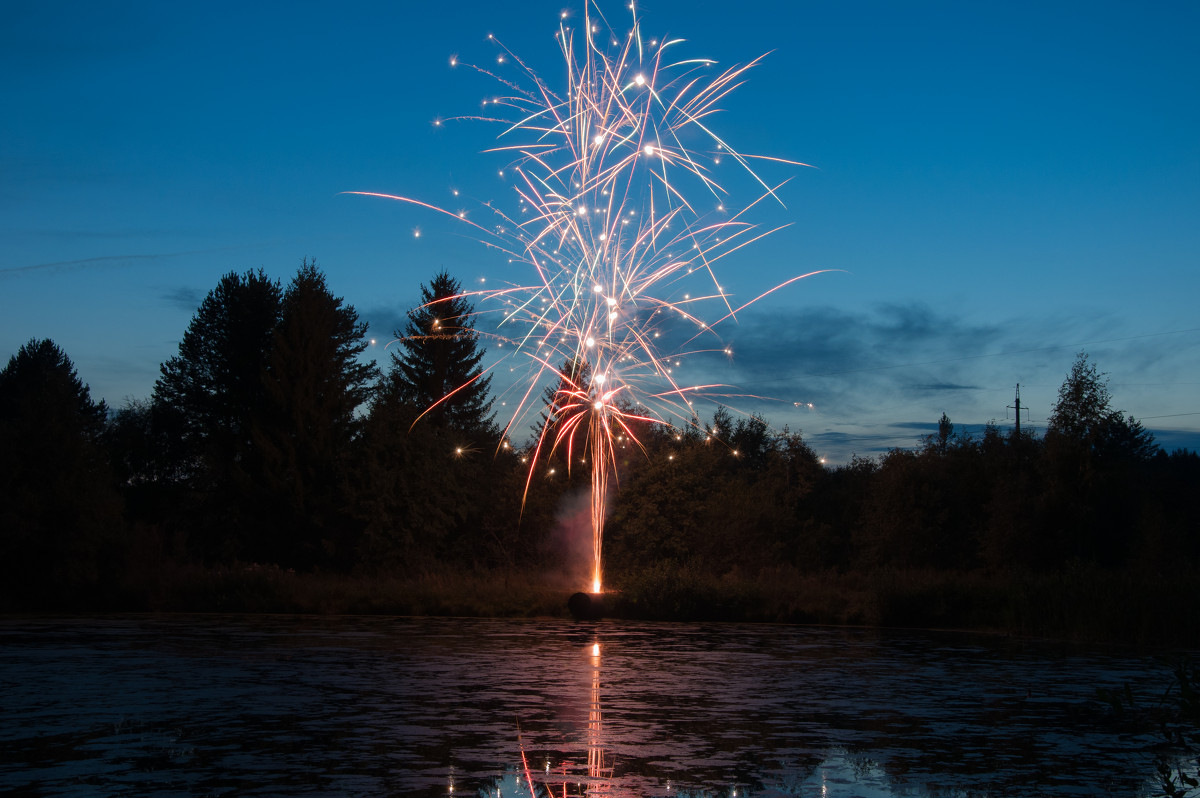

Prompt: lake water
[0,615,1191,796]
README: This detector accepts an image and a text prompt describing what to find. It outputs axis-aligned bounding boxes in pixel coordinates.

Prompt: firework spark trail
[355,2,820,595]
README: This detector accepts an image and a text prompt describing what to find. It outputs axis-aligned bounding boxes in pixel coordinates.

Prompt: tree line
[1,262,1197,611]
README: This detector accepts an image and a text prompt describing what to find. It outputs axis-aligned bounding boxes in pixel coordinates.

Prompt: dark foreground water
[0,615,1192,796]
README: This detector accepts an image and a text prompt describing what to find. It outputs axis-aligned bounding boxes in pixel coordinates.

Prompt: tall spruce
[531,356,591,460]
[384,271,495,440]
[254,260,377,566]
[153,269,283,485]
[0,339,121,605]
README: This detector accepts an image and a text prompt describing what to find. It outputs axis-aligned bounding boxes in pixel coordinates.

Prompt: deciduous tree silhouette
[1043,351,1158,565]
[607,407,820,579]
[1048,351,1156,460]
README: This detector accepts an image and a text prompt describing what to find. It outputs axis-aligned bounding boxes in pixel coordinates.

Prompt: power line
[1138,412,1200,420]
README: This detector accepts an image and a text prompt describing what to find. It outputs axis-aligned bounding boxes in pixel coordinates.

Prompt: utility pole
[1007,383,1030,436]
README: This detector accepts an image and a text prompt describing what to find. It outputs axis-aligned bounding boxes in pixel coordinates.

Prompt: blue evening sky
[3,0,1198,462]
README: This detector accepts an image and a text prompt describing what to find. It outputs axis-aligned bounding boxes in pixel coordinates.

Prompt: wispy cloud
[681,302,1006,418]
[2,246,253,278]
[661,303,1200,461]
[160,287,206,313]
[0,253,180,277]
[356,294,1200,461]
[361,306,416,345]
[913,382,983,392]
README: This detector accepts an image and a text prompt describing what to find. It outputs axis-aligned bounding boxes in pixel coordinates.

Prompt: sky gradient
[4,0,1198,463]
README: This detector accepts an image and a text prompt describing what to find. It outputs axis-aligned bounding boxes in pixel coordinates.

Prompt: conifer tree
[153,269,283,486]
[383,271,495,440]
[531,356,591,459]
[254,260,377,566]
[0,339,121,605]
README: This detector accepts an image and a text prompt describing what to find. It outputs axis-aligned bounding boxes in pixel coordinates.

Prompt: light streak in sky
[354,1,820,595]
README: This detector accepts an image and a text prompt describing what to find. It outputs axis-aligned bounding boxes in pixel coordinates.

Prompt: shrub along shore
[55,561,1200,650]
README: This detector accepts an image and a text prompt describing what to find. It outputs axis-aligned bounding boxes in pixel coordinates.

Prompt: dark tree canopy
[383,271,495,440]
[606,407,821,580]
[253,260,378,566]
[105,397,166,487]
[263,260,377,445]
[922,412,955,454]
[356,271,526,571]
[1049,352,1114,439]
[6,283,1200,621]
[0,338,107,432]
[1041,352,1158,565]
[532,356,591,460]
[153,268,283,483]
[0,339,121,606]
[1047,351,1156,461]
[144,263,381,566]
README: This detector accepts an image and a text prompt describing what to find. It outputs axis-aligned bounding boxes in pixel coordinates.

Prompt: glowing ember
[354,3,822,595]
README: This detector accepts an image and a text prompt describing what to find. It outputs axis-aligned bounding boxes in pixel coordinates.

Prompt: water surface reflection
[0,615,1186,796]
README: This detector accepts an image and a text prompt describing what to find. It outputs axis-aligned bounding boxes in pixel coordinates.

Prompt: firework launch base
[567,591,606,621]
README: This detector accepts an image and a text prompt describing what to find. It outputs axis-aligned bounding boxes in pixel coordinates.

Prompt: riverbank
[52,561,1197,648]
[606,563,1200,648]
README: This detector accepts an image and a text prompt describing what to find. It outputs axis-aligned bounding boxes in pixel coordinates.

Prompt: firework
[355,1,818,595]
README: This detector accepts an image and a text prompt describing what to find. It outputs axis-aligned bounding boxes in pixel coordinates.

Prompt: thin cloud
[1,253,176,276]
[362,306,415,344]
[161,287,206,313]
[359,296,1199,462]
[913,382,983,392]
[684,302,1004,411]
[889,421,941,432]
[2,246,251,277]
[1153,428,1200,453]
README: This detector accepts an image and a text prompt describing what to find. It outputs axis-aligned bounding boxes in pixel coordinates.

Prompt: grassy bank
[100,560,1200,648]
[881,566,1200,647]
[114,561,575,618]
[608,563,1200,647]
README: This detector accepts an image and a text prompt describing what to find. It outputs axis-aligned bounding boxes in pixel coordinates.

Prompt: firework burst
[354,1,820,595]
